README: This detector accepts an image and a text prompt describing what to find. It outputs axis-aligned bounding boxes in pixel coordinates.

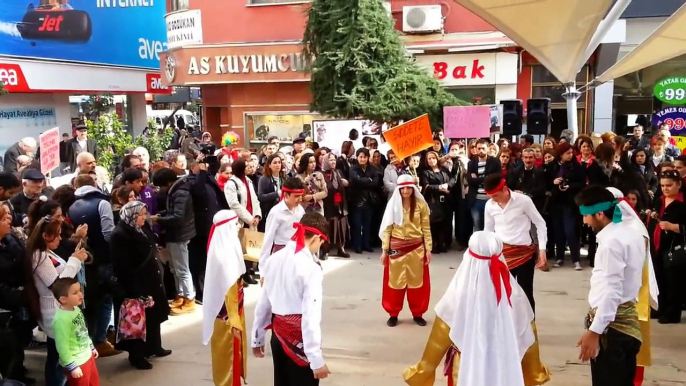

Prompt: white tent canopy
[596,2,686,83]
[453,0,613,84]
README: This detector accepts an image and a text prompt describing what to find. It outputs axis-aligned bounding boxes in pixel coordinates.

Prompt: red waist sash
[267,314,309,367]
[388,237,423,259]
[502,243,537,270]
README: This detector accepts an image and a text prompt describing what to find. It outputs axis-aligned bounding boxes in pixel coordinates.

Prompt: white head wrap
[606,187,659,309]
[378,174,426,239]
[202,210,245,345]
[434,231,534,386]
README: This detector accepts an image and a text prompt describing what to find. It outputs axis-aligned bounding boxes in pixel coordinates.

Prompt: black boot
[387,316,398,327]
[413,317,427,326]
[129,355,153,370]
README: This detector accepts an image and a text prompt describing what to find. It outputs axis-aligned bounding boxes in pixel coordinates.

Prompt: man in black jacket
[507,148,546,210]
[152,168,196,315]
[188,161,228,302]
[466,139,501,231]
[65,125,99,173]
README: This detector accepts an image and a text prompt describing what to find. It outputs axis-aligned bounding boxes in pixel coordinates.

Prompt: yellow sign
[675,136,686,152]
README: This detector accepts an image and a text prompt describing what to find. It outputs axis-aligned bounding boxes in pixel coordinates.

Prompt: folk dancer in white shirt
[404,231,547,386]
[483,174,548,313]
[575,186,645,386]
[606,187,659,386]
[260,177,306,266]
[379,174,432,327]
[252,213,331,385]
[202,210,247,386]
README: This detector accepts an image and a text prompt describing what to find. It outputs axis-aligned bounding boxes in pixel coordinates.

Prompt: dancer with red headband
[379,174,432,327]
[252,212,331,386]
[260,177,306,266]
[483,173,548,313]
[203,210,247,386]
[404,231,541,386]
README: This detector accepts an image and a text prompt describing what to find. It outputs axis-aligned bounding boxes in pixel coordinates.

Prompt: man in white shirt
[252,213,331,385]
[260,177,306,266]
[575,186,644,386]
[484,173,547,313]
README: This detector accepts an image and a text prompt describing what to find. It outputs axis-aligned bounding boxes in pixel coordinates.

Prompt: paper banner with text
[443,105,491,138]
[39,127,60,174]
[383,114,432,160]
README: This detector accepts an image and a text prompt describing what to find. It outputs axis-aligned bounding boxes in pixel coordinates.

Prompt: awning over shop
[401,32,516,53]
[453,0,613,83]
[596,3,686,83]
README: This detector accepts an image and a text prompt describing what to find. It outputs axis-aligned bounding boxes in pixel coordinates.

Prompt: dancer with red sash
[260,177,306,266]
[252,213,331,386]
[203,210,248,386]
[404,231,542,386]
[483,173,548,313]
[379,174,432,327]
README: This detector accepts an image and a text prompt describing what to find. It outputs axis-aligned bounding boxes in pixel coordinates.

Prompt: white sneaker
[574,262,582,271]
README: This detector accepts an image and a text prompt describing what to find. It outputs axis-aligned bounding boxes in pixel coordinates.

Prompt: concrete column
[126,94,148,138]
[593,81,614,133]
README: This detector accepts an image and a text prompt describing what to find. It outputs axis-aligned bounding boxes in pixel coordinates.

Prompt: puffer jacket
[157,175,196,243]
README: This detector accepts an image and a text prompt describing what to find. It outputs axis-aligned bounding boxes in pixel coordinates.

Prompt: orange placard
[383,114,433,160]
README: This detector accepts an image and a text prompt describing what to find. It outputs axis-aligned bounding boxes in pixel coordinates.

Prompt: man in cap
[404,231,549,386]
[292,137,306,157]
[66,124,99,172]
[575,185,645,386]
[9,168,45,223]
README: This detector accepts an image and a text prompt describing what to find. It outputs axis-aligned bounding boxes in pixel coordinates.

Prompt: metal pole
[582,0,632,61]
[563,82,582,139]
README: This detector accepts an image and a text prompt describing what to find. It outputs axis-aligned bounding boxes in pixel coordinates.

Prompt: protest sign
[443,106,491,138]
[382,114,432,160]
[39,127,60,174]
[241,229,264,263]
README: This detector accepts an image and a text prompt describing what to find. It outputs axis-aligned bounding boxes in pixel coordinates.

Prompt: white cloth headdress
[434,231,534,386]
[202,210,245,345]
[378,174,425,239]
[606,187,659,309]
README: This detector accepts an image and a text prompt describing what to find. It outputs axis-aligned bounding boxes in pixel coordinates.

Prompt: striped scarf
[586,302,642,345]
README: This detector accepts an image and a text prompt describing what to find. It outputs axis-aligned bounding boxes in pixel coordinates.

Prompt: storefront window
[246,113,326,144]
[446,87,496,105]
[531,65,588,108]
[532,65,588,84]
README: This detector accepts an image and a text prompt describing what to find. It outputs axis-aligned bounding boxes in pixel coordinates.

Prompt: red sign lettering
[38,15,64,32]
[0,64,30,92]
[432,59,485,81]
[146,73,172,94]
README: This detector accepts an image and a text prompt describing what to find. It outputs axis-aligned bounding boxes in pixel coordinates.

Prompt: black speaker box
[500,99,523,136]
[527,98,550,135]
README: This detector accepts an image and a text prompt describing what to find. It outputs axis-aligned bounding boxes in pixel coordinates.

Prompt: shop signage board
[652,106,686,136]
[383,114,433,160]
[443,106,492,138]
[0,0,166,69]
[0,63,30,92]
[654,76,686,105]
[187,53,312,75]
[414,52,518,87]
[39,127,60,174]
[0,107,56,129]
[146,73,172,94]
[166,9,203,49]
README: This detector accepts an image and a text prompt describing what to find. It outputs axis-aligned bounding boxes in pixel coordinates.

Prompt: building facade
[0,1,169,153]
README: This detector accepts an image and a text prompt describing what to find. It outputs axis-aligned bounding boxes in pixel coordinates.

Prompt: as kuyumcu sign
[187,53,312,75]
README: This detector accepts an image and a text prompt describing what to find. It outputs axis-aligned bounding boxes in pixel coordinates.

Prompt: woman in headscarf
[203,210,247,386]
[404,231,549,386]
[321,152,350,258]
[110,201,171,370]
[379,174,432,327]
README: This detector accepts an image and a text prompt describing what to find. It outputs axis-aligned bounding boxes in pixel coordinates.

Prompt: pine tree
[303,0,467,129]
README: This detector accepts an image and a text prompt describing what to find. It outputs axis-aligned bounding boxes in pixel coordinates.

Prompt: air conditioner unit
[402,5,443,33]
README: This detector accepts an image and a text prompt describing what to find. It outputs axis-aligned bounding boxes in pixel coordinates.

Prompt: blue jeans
[94,295,113,343]
[46,338,66,386]
[351,205,372,251]
[470,199,487,231]
[168,240,195,299]
[552,205,580,263]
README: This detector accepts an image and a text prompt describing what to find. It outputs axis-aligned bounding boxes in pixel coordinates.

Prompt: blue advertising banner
[652,106,686,135]
[0,0,166,69]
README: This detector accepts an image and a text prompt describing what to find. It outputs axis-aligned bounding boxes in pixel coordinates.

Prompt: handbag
[116,297,154,343]
[428,195,445,223]
[663,232,686,269]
